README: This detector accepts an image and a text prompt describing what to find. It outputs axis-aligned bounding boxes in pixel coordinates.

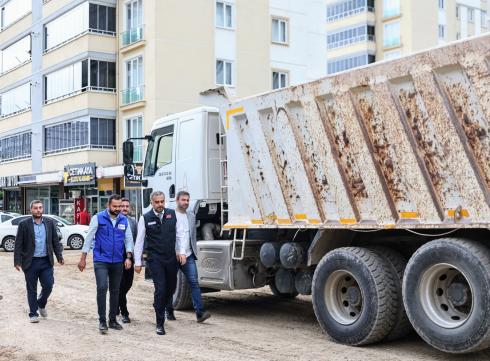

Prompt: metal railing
[121,85,145,105]
[121,25,144,47]
[327,6,374,22]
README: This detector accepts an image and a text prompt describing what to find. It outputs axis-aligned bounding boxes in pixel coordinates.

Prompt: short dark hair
[108,194,122,204]
[121,197,130,203]
[176,191,190,200]
[30,199,43,209]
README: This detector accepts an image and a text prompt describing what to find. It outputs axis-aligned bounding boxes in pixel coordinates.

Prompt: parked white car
[0,215,89,252]
[0,212,21,223]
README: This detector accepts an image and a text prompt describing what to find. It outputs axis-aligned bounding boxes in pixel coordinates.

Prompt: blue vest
[93,210,128,263]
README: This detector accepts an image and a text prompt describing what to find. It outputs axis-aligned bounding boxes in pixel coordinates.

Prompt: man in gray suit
[165,191,211,323]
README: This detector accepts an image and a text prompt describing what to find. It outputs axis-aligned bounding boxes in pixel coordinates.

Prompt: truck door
[151,124,176,206]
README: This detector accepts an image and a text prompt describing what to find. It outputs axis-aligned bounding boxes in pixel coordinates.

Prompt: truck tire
[368,246,413,341]
[269,282,298,299]
[171,270,193,310]
[403,238,490,353]
[312,247,398,346]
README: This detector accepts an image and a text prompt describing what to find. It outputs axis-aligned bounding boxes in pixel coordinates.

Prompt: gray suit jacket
[186,211,198,259]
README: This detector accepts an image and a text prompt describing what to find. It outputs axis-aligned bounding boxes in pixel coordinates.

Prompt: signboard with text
[64,163,96,186]
[124,163,143,188]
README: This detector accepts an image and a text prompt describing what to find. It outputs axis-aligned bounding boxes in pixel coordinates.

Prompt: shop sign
[18,175,36,184]
[64,163,96,186]
[74,198,85,224]
[0,175,19,188]
[124,163,143,188]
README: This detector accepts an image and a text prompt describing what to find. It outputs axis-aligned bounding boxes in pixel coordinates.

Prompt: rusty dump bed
[222,35,490,230]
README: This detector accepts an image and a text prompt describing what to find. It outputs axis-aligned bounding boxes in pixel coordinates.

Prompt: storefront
[0,175,22,213]
[18,172,64,216]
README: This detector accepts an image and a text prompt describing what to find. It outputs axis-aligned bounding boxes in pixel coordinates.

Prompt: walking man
[117,198,137,323]
[14,200,64,323]
[78,194,134,334]
[165,191,211,323]
[134,191,178,335]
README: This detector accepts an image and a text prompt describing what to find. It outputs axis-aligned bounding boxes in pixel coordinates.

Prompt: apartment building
[326,0,488,74]
[0,0,326,218]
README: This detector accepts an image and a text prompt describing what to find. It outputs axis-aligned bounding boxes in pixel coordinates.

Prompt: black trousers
[118,263,134,317]
[94,262,123,323]
[147,257,178,326]
[24,257,54,317]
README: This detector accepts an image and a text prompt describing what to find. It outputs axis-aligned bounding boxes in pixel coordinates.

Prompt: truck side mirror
[123,141,134,164]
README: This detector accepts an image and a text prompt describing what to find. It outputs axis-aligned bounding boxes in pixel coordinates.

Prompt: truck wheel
[171,270,193,310]
[369,246,412,341]
[312,247,398,346]
[403,238,490,353]
[269,282,298,299]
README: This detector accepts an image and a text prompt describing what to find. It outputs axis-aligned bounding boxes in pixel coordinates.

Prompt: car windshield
[50,215,73,225]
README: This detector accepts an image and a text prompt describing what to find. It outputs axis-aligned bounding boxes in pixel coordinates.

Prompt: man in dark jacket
[117,198,137,323]
[78,194,134,334]
[134,191,178,335]
[14,200,64,323]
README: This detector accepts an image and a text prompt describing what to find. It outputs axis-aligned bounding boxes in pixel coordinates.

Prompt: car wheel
[68,234,84,250]
[2,236,15,252]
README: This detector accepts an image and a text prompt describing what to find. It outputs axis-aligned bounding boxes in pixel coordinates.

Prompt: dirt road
[1,250,489,361]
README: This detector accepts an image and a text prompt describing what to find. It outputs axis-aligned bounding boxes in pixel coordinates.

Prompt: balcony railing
[121,85,144,105]
[121,25,144,47]
[327,6,374,23]
[327,34,375,49]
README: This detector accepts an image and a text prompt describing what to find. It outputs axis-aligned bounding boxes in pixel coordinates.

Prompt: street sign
[124,163,143,188]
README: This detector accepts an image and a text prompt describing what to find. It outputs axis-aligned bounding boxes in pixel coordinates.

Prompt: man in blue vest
[134,191,178,335]
[78,194,134,334]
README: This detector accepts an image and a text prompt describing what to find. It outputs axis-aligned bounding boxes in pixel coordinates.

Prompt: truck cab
[140,107,223,215]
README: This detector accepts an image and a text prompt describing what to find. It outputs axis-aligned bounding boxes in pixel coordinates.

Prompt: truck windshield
[143,125,174,176]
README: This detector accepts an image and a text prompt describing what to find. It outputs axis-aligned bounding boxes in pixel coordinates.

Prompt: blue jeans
[23,257,54,317]
[166,254,205,317]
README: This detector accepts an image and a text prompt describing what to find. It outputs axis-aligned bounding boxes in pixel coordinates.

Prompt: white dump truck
[123,34,490,354]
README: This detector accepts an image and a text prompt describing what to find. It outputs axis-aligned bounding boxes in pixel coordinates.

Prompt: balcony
[121,26,144,47]
[328,34,375,50]
[121,85,144,106]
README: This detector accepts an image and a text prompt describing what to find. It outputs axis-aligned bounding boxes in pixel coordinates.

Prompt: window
[216,1,233,28]
[383,21,400,48]
[272,71,288,89]
[326,0,375,22]
[44,117,115,154]
[272,18,288,44]
[383,0,400,17]
[456,5,460,18]
[438,24,445,39]
[1,0,31,30]
[1,35,30,73]
[122,0,143,46]
[144,125,173,176]
[44,59,116,103]
[123,56,144,104]
[482,11,487,28]
[327,53,375,74]
[0,132,31,162]
[44,2,115,51]
[468,8,474,22]
[216,59,233,86]
[384,49,401,60]
[11,216,29,225]
[456,32,461,40]
[126,116,143,162]
[438,0,444,10]
[0,82,30,117]
[327,25,375,49]
[89,4,116,34]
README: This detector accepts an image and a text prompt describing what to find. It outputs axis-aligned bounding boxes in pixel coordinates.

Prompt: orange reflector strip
[384,224,396,229]
[448,209,470,217]
[308,219,321,225]
[399,212,419,219]
[251,219,264,225]
[277,218,292,225]
[223,224,249,229]
[340,218,357,225]
[225,106,245,129]
[294,213,307,220]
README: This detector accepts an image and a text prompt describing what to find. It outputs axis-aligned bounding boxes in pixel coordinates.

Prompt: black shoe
[109,320,123,330]
[99,321,108,334]
[156,325,166,335]
[165,310,176,321]
[121,315,131,324]
[197,311,211,323]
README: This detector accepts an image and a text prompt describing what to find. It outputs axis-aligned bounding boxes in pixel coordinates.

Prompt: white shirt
[176,211,192,257]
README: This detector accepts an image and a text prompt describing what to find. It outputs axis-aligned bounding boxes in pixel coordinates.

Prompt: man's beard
[109,210,119,216]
